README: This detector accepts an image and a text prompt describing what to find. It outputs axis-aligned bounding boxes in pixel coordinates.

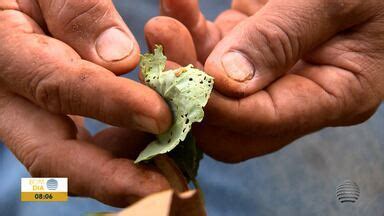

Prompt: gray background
[1,1,383,215]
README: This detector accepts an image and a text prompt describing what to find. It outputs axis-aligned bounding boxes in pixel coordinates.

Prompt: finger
[0,0,45,27]
[68,115,92,141]
[214,9,248,37]
[205,0,377,97]
[69,115,84,127]
[165,61,183,70]
[205,63,381,137]
[93,127,190,193]
[0,90,170,207]
[160,0,221,62]
[0,10,172,134]
[193,123,295,163]
[139,61,182,83]
[232,0,268,16]
[145,17,200,67]
[37,0,140,74]
[201,19,384,160]
[303,18,384,101]
[198,69,380,163]
[93,127,154,159]
[215,0,268,37]
[94,128,188,191]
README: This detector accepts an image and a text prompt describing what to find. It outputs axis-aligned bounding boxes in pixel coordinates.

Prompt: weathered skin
[0,0,173,207]
[148,0,384,162]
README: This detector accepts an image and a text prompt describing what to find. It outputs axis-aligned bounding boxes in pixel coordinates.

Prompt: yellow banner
[21,192,68,202]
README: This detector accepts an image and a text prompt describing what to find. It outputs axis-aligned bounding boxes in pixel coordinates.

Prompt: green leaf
[135,45,214,164]
[168,132,203,187]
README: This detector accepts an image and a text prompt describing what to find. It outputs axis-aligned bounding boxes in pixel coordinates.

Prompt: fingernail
[161,0,171,11]
[96,28,134,62]
[221,52,255,82]
[132,115,160,134]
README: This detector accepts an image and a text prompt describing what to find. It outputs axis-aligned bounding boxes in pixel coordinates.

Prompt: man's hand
[0,0,173,206]
[0,89,170,207]
[0,0,172,133]
[146,0,384,162]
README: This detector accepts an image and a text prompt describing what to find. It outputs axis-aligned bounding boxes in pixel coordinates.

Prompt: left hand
[0,88,170,207]
[145,0,384,163]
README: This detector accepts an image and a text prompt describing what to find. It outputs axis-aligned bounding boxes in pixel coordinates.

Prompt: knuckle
[322,0,379,24]
[325,44,383,120]
[252,18,299,69]
[33,67,87,115]
[32,69,64,113]
[322,0,361,17]
[94,159,145,205]
[48,0,112,34]
[19,141,49,177]
[30,60,89,115]
[344,83,381,122]
[26,152,45,178]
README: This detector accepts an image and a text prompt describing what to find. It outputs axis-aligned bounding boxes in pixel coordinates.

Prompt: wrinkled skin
[147,0,384,162]
[0,0,173,207]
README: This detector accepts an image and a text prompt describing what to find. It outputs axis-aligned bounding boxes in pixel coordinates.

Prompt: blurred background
[1,1,383,215]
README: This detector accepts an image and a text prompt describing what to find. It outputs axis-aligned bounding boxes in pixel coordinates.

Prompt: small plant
[135,45,214,189]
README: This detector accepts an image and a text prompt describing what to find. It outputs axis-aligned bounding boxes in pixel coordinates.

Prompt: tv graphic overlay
[336,180,360,204]
[21,178,68,202]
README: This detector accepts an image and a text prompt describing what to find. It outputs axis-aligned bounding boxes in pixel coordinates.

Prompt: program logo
[21,178,68,202]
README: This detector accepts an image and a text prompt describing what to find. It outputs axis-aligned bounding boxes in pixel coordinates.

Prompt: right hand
[0,0,173,206]
[147,0,384,162]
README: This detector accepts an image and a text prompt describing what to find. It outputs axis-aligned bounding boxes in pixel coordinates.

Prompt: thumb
[37,0,139,74]
[0,10,171,134]
[205,0,370,97]
[160,0,221,62]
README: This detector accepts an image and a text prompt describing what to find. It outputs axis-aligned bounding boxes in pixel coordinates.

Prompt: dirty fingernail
[221,52,255,82]
[96,28,134,62]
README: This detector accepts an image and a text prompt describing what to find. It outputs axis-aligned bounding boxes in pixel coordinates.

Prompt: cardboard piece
[111,190,206,216]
